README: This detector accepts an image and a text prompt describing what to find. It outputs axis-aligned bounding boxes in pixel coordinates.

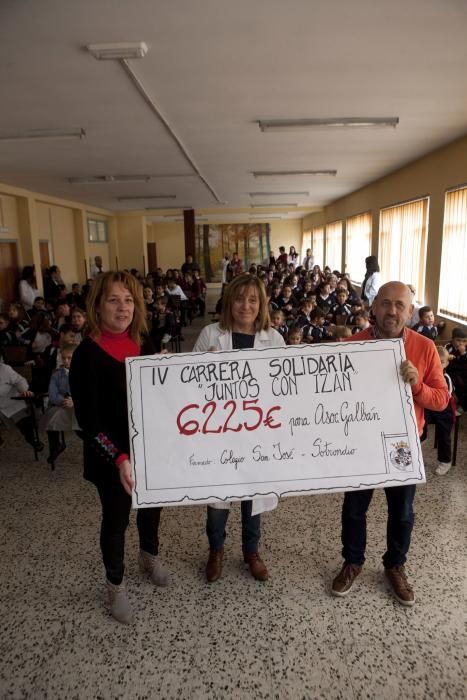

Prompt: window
[87,218,108,243]
[312,226,324,268]
[439,186,467,322]
[379,198,428,295]
[325,220,343,271]
[345,212,372,284]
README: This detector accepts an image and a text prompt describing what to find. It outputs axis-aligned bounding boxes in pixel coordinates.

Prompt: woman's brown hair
[86,271,147,342]
[220,273,270,332]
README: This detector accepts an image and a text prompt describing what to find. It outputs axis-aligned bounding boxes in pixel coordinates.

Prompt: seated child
[270,309,288,341]
[71,308,88,343]
[422,347,456,475]
[287,326,303,345]
[445,327,467,358]
[7,303,29,338]
[0,313,17,348]
[352,310,371,334]
[151,296,176,352]
[36,323,76,392]
[330,288,352,325]
[412,306,445,341]
[316,282,333,315]
[0,362,44,451]
[332,325,352,341]
[446,332,467,411]
[296,300,314,329]
[52,302,71,331]
[42,343,80,463]
[304,308,332,343]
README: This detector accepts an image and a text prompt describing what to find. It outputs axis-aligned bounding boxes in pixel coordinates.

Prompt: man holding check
[331,281,448,606]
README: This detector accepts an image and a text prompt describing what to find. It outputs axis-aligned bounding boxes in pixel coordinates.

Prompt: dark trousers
[341,485,416,569]
[206,501,261,554]
[423,408,453,463]
[96,480,162,585]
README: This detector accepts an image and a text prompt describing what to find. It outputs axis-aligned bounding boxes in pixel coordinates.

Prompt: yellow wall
[36,202,80,286]
[0,194,20,241]
[116,216,147,274]
[302,133,467,331]
[147,222,185,271]
[269,220,303,258]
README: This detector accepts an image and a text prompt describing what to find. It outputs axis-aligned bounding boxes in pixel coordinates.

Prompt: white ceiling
[1,0,467,217]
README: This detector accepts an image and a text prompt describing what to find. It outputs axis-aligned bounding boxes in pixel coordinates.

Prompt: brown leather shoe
[244,552,269,581]
[331,562,362,596]
[385,565,415,607]
[206,548,224,583]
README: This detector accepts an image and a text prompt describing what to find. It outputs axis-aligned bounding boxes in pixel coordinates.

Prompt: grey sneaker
[107,580,133,624]
[139,550,169,586]
[331,562,362,597]
[435,462,451,476]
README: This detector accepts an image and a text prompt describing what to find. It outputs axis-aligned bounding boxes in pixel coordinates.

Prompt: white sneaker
[435,462,452,476]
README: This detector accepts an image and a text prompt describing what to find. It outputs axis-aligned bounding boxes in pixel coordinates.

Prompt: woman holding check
[70,271,167,625]
[193,273,285,583]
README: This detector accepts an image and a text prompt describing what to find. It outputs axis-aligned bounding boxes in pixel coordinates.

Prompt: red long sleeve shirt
[349,327,449,435]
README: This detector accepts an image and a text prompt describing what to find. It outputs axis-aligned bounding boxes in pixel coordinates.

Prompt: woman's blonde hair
[86,270,147,342]
[220,273,270,332]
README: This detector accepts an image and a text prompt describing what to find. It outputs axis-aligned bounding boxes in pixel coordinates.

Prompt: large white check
[127,339,425,509]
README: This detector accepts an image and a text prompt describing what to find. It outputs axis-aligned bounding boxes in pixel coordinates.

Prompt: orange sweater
[349,327,449,435]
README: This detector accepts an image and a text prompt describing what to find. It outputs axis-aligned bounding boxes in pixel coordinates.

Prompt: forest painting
[194,223,271,282]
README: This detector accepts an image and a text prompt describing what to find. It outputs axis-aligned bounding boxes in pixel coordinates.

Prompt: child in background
[330,288,352,325]
[287,326,303,345]
[412,306,445,341]
[352,310,371,334]
[296,299,314,330]
[66,282,84,309]
[304,308,332,343]
[270,309,288,341]
[332,325,352,341]
[151,296,176,352]
[446,332,467,411]
[71,308,88,343]
[422,347,456,475]
[42,343,80,464]
[29,296,53,323]
[316,281,333,315]
[7,303,29,337]
[0,363,44,451]
[445,327,467,358]
[52,302,71,331]
[36,323,76,392]
[0,313,17,348]
[22,312,58,357]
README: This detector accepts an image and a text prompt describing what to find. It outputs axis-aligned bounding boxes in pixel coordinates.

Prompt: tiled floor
[1,292,466,698]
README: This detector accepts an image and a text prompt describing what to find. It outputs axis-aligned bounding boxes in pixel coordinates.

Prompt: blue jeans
[341,485,416,568]
[206,501,261,554]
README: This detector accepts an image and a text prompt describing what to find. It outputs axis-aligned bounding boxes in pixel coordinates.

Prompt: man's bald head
[372,281,414,338]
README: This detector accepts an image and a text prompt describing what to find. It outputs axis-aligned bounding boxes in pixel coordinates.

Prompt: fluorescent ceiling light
[251,203,297,208]
[87,42,148,60]
[250,215,283,220]
[258,117,398,132]
[252,170,337,177]
[145,204,193,211]
[0,128,85,143]
[69,175,150,185]
[249,191,309,197]
[117,195,176,201]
